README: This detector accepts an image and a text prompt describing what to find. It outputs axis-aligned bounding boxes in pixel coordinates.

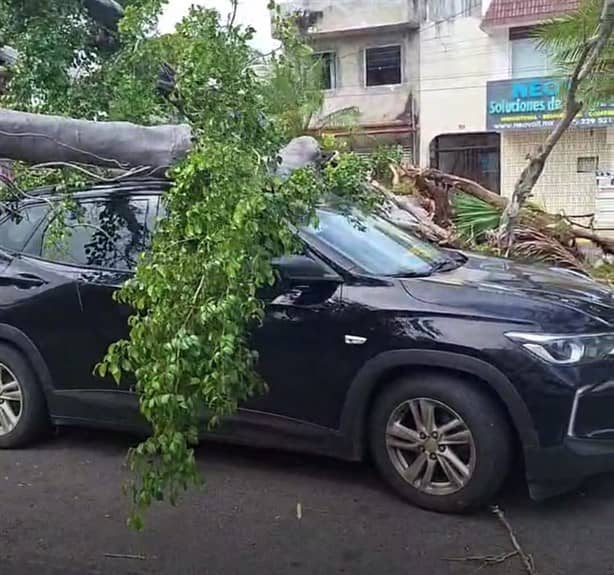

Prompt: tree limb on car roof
[0,109,193,172]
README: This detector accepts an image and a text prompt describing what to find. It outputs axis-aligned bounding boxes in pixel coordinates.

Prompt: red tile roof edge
[482,0,581,28]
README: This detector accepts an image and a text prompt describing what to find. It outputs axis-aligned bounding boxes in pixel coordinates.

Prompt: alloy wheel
[0,364,23,436]
[385,397,476,496]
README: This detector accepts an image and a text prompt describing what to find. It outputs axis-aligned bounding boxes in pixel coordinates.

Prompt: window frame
[364,44,403,88]
[313,51,337,91]
[509,26,557,79]
[577,156,599,174]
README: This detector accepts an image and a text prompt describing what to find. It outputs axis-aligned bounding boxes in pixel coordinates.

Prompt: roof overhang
[307,21,418,41]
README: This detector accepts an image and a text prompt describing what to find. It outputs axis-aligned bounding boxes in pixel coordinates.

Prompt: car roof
[23,177,170,203]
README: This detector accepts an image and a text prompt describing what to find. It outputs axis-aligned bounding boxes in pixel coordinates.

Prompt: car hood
[403,253,614,331]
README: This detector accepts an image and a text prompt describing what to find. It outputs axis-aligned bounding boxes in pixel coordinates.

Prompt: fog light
[568,382,614,439]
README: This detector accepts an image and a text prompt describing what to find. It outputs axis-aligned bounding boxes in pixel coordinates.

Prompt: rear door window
[0,203,49,253]
[41,195,155,270]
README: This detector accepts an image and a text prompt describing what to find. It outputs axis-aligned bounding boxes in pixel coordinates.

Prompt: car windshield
[305,209,454,277]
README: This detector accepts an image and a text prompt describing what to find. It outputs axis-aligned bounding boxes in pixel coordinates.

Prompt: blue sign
[486,76,614,131]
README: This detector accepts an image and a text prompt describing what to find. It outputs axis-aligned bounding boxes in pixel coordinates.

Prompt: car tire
[0,344,48,448]
[370,372,513,513]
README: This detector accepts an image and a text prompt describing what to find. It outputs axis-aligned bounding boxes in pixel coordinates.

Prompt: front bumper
[526,437,614,500]
[522,370,614,499]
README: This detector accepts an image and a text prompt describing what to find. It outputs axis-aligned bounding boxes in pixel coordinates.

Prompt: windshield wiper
[429,258,463,274]
[388,270,434,278]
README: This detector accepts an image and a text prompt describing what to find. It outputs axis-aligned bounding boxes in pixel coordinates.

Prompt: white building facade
[419,0,614,230]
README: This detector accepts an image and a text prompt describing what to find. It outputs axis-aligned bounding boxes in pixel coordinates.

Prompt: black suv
[1,179,614,513]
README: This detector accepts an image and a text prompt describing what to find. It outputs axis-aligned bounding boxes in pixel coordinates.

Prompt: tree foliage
[537,0,614,106]
[0,0,379,525]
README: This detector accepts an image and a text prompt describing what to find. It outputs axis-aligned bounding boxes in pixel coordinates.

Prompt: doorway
[430,132,501,193]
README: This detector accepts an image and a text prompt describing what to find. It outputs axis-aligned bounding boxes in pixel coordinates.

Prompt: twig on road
[444,506,537,574]
[446,550,519,567]
[104,553,146,561]
[491,505,537,575]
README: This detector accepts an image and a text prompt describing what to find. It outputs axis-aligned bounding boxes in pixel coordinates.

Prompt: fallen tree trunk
[572,226,614,254]
[0,104,611,262]
[404,167,507,210]
[0,109,192,171]
[393,164,614,258]
[371,180,452,244]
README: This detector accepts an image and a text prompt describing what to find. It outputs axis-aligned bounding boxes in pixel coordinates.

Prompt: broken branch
[491,505,537,575]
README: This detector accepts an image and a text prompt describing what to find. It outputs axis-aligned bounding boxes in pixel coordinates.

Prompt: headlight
[505,332,614,365]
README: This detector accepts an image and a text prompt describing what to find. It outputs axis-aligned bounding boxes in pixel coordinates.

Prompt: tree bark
[498,0,614,251]
[571,226,614,253]
[408,167,508,209]
[0,109,192,171]
[83,0,124,30]
[371,180,452,244]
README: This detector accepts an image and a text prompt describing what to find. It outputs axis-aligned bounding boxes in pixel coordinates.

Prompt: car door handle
[14,273,48,287]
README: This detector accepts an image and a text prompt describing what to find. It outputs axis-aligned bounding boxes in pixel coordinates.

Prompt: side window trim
[22,202,56,257]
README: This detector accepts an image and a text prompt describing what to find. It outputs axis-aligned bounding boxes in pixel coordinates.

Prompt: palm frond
[535,0,602,63]
[535,0,614,110]
[511,227,586,271]
[452,192,501,241]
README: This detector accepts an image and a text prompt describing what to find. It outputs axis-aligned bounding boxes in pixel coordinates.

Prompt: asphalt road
[2,429,614,575]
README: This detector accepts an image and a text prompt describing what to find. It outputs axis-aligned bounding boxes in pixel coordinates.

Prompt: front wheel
[370,373,513,513]
[0,345,48,448]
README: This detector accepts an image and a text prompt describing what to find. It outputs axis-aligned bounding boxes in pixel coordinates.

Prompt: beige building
[281,0,421,161]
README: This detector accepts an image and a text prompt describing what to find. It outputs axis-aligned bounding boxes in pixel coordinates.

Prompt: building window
[577,156,599,173]
[313,52,336,90]
[365,45,402,87]
[510,27,557,79]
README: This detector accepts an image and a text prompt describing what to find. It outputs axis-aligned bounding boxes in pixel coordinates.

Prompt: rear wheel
[0,345,47,448]
[370,373,513,513]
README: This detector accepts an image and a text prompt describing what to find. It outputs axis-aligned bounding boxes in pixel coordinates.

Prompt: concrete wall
[418,5,508,165]
[282,0,419,34]
[501,129,614,215]
[312,29,419,127]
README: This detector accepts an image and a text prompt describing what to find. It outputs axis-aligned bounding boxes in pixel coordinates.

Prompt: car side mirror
[273,255,342,283]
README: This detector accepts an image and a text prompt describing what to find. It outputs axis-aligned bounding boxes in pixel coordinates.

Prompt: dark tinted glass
[0,204,49,252]
[42,196,154,270]
[314,52,335,90]
[366,46,401,87]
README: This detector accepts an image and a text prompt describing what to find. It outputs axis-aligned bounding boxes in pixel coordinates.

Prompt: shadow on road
[47,426,614,517]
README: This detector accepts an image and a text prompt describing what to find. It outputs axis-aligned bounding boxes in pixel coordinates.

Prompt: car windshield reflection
[304,209,454,277]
